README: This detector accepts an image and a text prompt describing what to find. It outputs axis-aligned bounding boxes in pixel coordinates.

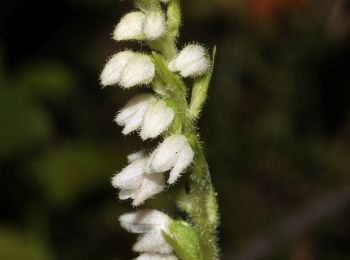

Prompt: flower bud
[168,44,209,78]
[112,159,146,190]
[119,209,169,233]
[140,100,174,140]
[147,135,194,184]
[113,12,146,41]
[112,156,165,206]
[133,230,173,253]
[130,173,165,207]
[135,253,178,260]
[115,94,156,135]
[143,11,166,40]
[120,209,173,253]
[100,51,135,87]
[120,55,156,88]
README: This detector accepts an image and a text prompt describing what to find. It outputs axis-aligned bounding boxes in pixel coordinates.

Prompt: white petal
[180,56,209,78]
[135,253,178,260]
[140,100,174,140]
[169,44,209,78]
[111,159,147,190]
[168,142,194,184]
[143,11,166,40]
[119,189,137,200]
[132,173,165,207]
[147,135,187,173]
[119,209,169,234]
[100,51,135,86]
[133,230,173,254]
[115,94,156,135]
[113,12,146,41]
[120,55,155,88]
[128,151,146,163]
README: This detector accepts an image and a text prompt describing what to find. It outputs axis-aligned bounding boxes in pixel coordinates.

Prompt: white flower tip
[167,143,194,184]
[147,135,194,184]
[143,11,166,40]
[135,253,178,260]
[115,94,156,135]
[100,51,135,87]
[140,101,174,140]
[169,44,210,78]
[132,174,165,207]
[119,209,170,234]
[133,231,173,254]
[113,12,146,41]
[120,55,155,88]
[111,159,146,190]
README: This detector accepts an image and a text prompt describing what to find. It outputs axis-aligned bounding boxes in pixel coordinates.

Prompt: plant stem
[168,91,219,260]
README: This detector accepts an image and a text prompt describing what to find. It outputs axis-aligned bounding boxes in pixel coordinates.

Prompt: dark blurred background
[1,0,350,259]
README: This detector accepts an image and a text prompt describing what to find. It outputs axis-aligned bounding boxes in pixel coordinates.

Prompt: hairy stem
[154,0,219,258]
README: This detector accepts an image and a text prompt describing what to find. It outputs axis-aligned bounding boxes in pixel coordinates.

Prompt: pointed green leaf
[163,221,203,260]
[151,52,186,95]
[189,47,216,119]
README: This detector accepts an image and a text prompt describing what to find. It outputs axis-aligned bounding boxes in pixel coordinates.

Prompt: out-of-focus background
[1,0,349,259]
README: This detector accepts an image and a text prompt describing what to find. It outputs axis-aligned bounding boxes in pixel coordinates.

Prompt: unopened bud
[140,100,174,140]
[115,94,156,135]
[113,12,146,41]
[143,11,166,40]
[120,55,155,88]
[135,254,178,260]
[100,51,135,87]
[169,44,209,78]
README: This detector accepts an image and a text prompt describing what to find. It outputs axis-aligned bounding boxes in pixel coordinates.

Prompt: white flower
[115,95,174,138]
[147,135,194,184]
[115,94,156,135]
[100,51,135,86]
[113,12,146,41]
[158,0,170,3]
[135,253,178,260]
[140,100,174,140]
[120,55,155,88]
[112,156,165,206]
[143,11,166,40]
[168,44,209,78]
[119,209,173,254]
[100,52,155,88]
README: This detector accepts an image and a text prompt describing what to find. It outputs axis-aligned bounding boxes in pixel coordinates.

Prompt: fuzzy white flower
[112,156,165,207]
[100,51,135,86]
[119,209,173,254]
[140,100,174,140]
[113,12,146,41]
[120,55,155,88]
[135,253,178,260]
[115,94,156,135]
[143,11,166,40]
[147,135,194,184]
[168,44,209,78]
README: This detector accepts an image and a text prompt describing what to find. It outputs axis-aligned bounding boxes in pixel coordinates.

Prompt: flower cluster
[100,0,216,259]
[119,209,175,259]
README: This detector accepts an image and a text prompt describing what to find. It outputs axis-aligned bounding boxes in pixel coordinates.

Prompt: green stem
[168,88,219,260]
[152,0,219,258]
